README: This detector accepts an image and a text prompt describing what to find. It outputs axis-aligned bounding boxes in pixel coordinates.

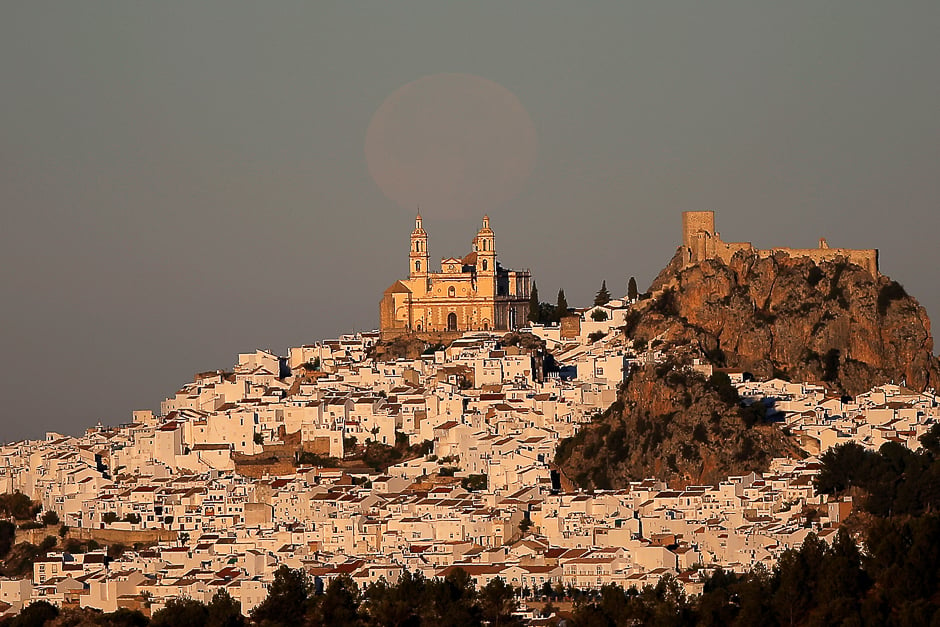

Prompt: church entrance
[447,313,457,332]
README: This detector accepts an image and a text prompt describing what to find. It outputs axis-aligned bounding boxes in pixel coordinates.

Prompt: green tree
[555,290,569,322]
[628,276,638,301]
[0,493,39,521]
[97,608,150,627]
[0,521,15,557]
[528,281,540,324]
[207,589,245,627]
[479,578,519,627]
[150,598,209,627]
[251,565,313,627]
[8,600,58,627]
[362,570,426,626]
[314,574,362,626]
[40,511,58,526]
[424,569,480,627]
[594,281,611,306]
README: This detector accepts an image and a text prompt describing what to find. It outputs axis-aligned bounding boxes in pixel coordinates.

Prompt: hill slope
[556,362,801,488]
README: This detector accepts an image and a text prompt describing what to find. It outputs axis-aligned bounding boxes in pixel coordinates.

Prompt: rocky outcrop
[632,249,938,396]
[556,250,938,488]
[555,362,801,489]
[369,334,433,361]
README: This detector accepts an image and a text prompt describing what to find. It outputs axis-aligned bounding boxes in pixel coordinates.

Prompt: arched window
[482,259,488,271]
[415,260,421,272]
[482,239,488,251]
[448,286,456,297]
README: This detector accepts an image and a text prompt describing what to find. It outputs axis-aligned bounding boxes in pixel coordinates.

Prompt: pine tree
[594,281,611,306]
[555,289,569,322]
[528,281,540,323]
[628,276,638,301]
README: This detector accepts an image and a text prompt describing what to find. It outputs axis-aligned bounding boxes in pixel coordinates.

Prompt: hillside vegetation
[556,364,801,489]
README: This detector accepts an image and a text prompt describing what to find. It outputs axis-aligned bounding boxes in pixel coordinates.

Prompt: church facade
[379,215,531,339]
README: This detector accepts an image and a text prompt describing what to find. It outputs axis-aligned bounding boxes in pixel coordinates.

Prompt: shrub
[822,348,841,382]
[461,474,488,492]
[653,289,680,317]
[362,442,403,470]
[807,265,824,287]
[0,492,40,520]
[41,511,59,526]
[297,451,340,467]
[707,372,740,406]
[740,401,769,428]
[877,281,908,316]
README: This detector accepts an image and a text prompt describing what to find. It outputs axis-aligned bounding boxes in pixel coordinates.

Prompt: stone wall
[17,526,177,546]
[681,210,879,276]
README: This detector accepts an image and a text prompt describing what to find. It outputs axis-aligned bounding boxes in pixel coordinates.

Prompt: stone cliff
[642,249,938,396]
[556,250,938,488]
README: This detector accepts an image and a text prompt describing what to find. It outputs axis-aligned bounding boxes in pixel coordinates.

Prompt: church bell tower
[473,215,497,297]
[409,213,429,285]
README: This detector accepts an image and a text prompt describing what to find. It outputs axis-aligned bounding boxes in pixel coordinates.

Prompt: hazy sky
[2,2,939,441]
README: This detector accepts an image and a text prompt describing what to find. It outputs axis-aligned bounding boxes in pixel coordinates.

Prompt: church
[379,215,532,339]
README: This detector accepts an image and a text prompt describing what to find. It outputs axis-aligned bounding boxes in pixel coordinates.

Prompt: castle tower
[682,211,715,250]
[682,211,717,265]
[409,213,429,284]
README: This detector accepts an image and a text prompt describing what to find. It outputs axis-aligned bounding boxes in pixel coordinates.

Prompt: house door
[447,312,458,331]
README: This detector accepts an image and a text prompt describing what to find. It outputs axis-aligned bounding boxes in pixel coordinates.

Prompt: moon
[365,73,538,219]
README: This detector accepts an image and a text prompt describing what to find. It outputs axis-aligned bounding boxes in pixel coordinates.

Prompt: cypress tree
[556,289,569,321]
[528,281,540,323]
[628,276,638,301]
[594,280,611,306]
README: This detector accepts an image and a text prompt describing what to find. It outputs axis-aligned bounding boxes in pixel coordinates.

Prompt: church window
[415,260,421,272]
[482,259,488,271]
[448,286,456,297]
[447,312,458,331]
[482,239,488,251]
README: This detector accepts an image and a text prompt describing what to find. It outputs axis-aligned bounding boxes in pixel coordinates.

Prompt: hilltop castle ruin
[682,211,879,276]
